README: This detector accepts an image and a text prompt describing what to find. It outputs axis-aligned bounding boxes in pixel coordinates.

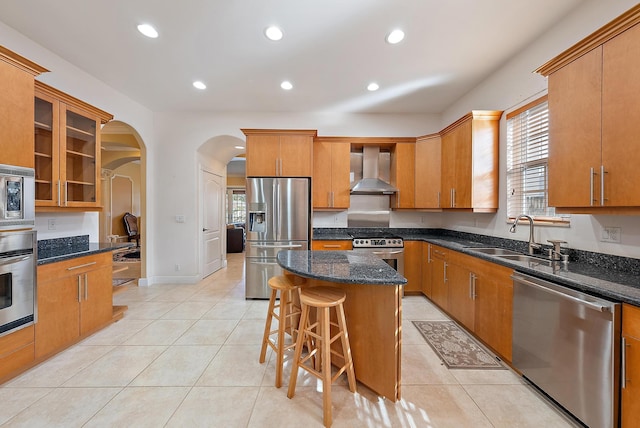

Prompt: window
[506,95,568,224]
[226,188,246,224]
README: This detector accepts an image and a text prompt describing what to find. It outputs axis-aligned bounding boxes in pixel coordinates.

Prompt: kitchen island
[277,250,407,401]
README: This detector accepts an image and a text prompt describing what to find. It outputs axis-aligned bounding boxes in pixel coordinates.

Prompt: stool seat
[288,286,356,427]
[299,286,346,307]
[259,275,308,388]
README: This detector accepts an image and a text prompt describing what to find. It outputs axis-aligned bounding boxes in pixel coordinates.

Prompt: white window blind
[506,97,568,224]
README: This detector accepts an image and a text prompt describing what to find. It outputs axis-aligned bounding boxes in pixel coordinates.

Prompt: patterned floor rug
[113,249,140,263]
[112,278,135,286]
[412,320,505,369]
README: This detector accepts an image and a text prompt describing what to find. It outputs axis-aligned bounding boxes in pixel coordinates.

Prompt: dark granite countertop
[313,228,640,306]
[37,235,134,265]
[277,250,407,286]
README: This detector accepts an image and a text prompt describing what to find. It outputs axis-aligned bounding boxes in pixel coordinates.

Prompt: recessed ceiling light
[137,24,158,38]
[193,81,207,90]
[386,29,405,44]
[367,83,380,91]
[265,26,283,41]
[280,81,293,90]
[234,145,245,150]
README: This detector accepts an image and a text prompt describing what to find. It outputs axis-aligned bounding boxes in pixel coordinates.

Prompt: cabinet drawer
[38,252,111,279]
[0,325,35,380]
[623,303,640,339]
[311,240,352,250]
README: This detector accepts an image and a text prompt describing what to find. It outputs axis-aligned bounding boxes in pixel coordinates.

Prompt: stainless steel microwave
[0,164,35,231]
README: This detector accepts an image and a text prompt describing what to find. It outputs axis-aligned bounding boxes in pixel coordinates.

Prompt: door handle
[203,228,209,232]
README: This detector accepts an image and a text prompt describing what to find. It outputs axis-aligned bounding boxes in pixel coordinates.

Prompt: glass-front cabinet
[34,81,112,209]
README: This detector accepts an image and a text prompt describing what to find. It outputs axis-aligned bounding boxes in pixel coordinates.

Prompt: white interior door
[202,169,223,277]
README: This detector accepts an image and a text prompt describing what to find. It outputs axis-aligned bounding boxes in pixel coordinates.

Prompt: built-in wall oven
[0,230,37,337]
[351,233,404,276]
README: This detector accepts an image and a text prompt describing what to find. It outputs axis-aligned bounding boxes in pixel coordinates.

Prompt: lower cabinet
[622,303,640,427]
[402,241,422,293]
[35,252,113,358]
[423,245,514,363]
[0,326,35,382]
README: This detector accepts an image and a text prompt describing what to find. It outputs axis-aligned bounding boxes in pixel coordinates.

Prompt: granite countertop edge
[313,229,640,306]
[277,250,407,286]
[37,242,134,265]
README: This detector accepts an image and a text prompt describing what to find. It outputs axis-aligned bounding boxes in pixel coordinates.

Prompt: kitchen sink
[496,254,553,266]
[469,247,521,256]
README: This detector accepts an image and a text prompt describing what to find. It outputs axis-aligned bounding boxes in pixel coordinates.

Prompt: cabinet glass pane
[34,97,54,202]
[65,110,96,202]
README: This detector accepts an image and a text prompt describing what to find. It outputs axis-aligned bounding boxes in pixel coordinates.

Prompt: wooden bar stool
[287,286,356,427]
[259,274,307,388]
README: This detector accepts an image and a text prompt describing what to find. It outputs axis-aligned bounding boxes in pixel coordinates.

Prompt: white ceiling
[0,0,582,114]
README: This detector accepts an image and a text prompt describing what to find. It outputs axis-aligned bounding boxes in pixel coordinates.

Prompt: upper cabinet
[312,139,350,209]
[536,5,640,213]
[242,129,316,177]
[415,133,441,209]
[390,142,415,209]
[0,46,48,168]
[34,82,113,210]
[440,111,502,212]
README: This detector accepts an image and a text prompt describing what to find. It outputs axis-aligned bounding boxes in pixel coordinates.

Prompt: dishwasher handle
[512,274,611,313]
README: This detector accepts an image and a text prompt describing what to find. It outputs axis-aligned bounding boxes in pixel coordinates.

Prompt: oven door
[353,247,404,277]
[0,232,36,336]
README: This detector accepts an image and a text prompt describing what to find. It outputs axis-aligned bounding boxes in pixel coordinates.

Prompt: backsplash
[37,235,89,260]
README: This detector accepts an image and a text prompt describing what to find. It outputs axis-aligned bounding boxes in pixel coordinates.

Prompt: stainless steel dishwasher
[512,272,620,428]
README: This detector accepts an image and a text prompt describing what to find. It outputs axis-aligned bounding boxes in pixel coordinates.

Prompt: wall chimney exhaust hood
[350,146,398,195]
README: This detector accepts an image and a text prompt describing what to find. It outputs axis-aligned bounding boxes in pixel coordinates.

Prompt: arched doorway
[100,121,147,284]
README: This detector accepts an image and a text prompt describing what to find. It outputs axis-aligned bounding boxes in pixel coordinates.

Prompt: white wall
[440,0,640,259]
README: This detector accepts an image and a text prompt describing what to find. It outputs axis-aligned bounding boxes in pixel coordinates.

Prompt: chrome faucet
[509,215,541,255]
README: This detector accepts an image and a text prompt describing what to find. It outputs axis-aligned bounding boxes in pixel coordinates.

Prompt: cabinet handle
[279,158,283,176]
[57,180,61,206]
[67,261,97,271]
[77,275,82,303]
[452,188,456,208]
[64,181,68,206]
[443,262,448,283]
[600,165,607,206]
[427,245,432,263]
[469,273,476,300]
[590,167,595,206]
[323,244,341,249]
[84,273,88,300]
[437,191,440,208]
[622,337,629,389]
[327,192,331,207]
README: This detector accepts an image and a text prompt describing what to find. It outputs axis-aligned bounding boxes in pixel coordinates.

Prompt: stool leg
[287,302,309,399]
[274,288,289,388]
[337,303,357,393]
[259,287,278,364]
[321,306,332,427]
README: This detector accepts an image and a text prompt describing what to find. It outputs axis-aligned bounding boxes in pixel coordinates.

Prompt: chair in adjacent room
[122,212,140,247]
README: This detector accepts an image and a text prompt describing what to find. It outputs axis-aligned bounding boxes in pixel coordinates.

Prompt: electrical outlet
[48,218,56,230]
[175,264,181,271]
[175,215,185,223]
[601,226,621,243]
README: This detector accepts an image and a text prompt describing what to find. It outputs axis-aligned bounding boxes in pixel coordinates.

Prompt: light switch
[175,215,186,223]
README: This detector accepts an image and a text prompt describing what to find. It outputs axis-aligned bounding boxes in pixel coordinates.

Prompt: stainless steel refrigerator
[245,177,311,299]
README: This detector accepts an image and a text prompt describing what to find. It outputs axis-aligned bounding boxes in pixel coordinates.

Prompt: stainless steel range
[351,232,404,276]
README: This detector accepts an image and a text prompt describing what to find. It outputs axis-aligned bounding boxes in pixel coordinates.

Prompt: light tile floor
[0,253,579,427]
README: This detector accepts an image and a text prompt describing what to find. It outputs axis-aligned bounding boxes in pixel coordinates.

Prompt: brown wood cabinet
[537,6,640,213]
[0,47,47,168]
[622,303,640,427]
[35,252,113,358]
[429,245,448,309]
[311,240,352,250]
[415,134,442,209]
[423,245,514,362]
[242,129,316,177]
[402,241,422,293]
[0,325,35,382]
[390,142,415,209]
[439,111,502,212]
[312,140,350,209]
[34,82,112,210]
